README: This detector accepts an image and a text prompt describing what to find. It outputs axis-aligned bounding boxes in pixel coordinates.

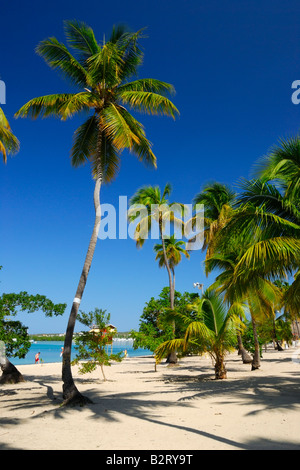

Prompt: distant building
[89,324,117,344]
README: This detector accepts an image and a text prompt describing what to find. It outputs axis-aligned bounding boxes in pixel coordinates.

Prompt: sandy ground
[1,346,300,451]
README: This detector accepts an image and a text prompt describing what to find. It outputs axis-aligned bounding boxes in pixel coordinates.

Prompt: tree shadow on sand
[1,359,300,450]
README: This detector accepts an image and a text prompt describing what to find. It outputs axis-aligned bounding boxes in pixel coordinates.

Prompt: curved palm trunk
[237,332,252,364]
[62,176,102,405]
[159,221,177,364]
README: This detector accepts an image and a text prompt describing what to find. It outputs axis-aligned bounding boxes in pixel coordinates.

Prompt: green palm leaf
[118,90,179,118]
[155,338,185,363]
[234,237,300,280]
[64,19,100,63]
[102,103,141,149]
[36,37,90,87]
[254,136,300,200]
[15,93,91,120]
[118,78,175,95]
[70,115,98,167]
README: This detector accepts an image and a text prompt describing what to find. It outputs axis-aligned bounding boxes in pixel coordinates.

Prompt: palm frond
[113,28,146,81]
[284,274,300,315]
[0,108,10,128]
[70,114,98,167]
[184,320,213,345]
[118,90,179,118]
[193,182,236,216]
[57,92,95,120]
[0,124,20,162]
[0,139,6,162]
[102,103,141,149]
[254,136,300,200]
[112,106,156,168]
[118,78,175,96]
[236,178,300,223]
[15,93,91,120]
[64,19,100,63]
[162,182,172,199]
[234,237,300,280]
[36,37,90,87]
[155,338,185,364]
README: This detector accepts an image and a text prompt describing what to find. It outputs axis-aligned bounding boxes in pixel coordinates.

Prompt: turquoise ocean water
[12,340,152,365]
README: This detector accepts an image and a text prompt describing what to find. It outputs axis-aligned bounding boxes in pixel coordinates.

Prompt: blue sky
[1,0,300,333]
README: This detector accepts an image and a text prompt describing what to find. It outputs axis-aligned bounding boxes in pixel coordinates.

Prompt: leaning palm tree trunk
[237,333,253,364]
[62,175,102,405]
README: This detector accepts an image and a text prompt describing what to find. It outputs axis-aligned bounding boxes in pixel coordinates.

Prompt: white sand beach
[1,346,300,451]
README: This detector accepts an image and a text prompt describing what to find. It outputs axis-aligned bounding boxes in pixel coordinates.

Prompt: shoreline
[12,340,152,366]
[1,347,300,450]
[15,354,154,367]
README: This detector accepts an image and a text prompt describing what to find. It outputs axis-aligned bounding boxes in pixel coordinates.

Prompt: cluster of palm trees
[148,139,300,378]
[2,20,299,402]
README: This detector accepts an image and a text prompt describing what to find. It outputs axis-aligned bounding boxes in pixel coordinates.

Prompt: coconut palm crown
[16,21,179,179]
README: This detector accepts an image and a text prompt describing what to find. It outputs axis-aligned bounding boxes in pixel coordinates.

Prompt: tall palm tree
[193,182,236,257]
[129,183,184,310]
[191,182,254,363]
[16,21,179,405]
[205,247,281,370]
[155,289,245,379]
[129,184,184,363]
[0,107,19,163]
[204,147,300,368]
[154,234,190,303]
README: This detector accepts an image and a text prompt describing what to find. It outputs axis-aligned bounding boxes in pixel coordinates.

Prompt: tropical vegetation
[0,290,66,384]
[155,289,245,379]
[1,18,299,399]
[71,308,122,381]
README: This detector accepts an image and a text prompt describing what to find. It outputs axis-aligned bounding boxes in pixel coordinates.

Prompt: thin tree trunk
[62,175,102,406]
[171,267,175,309]
[100,364,106,382]
[159,221,174,309]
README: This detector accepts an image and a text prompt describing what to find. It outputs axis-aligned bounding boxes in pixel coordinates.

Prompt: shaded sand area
[1,347,300,450]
